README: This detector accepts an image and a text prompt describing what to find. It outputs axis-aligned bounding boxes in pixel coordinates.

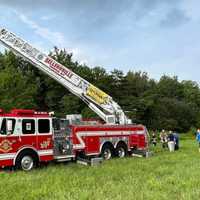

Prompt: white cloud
[31,41,48,54]
[40,15,56,21]
[67,47,89,65]
[15,13,91,64]
[17,13,65,45]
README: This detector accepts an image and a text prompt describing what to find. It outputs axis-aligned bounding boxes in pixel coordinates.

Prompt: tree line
[0,48,200,132]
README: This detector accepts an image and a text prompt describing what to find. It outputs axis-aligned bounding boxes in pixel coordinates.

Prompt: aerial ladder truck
[0,28,148,171]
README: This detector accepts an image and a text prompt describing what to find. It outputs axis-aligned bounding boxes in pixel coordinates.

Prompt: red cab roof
[0,109,50,117]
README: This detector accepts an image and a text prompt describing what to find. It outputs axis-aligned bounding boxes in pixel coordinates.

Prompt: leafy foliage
[0,48,199,132]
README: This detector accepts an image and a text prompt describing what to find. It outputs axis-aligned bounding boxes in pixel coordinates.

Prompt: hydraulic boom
[0,28,131,124]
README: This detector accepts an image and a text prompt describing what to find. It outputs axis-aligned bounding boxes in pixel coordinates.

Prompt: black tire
[115,143,128,158]
[15,150,38,171]
[101,143,114,160]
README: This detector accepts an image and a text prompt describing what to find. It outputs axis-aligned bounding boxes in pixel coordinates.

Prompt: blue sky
[0,0,200,82]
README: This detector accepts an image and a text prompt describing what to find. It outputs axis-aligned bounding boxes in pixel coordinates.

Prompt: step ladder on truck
[0,28,149,171]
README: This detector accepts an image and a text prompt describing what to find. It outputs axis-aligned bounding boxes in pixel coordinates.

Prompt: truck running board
[131,150,153,158]
[77,157,103,166]
[54,155,75,162]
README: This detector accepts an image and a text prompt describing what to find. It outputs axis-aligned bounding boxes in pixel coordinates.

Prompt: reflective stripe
[73,130,145,149]
[0,153,15,160]
[38,149,53,156]
[137,130,145,135]
[0,149,53,168]
[0,149,53,162]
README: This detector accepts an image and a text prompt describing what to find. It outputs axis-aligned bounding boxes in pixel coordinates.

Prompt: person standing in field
[151,131,157,146]
[196,129,200,152]
[160,130,167,148]
[173,132,179,150]
[167,131,175,152]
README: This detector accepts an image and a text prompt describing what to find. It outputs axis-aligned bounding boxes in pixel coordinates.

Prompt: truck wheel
[101,144,113,160]
[115,143,127,158]
[16,152,37,171]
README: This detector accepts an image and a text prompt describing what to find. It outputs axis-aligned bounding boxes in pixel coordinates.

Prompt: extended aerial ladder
[0,28,131,124]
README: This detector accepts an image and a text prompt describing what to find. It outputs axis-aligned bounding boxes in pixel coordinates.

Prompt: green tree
[0,48,200,132]
[0,68,37,111]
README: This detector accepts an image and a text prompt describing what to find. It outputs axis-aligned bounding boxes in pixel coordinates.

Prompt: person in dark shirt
[173,132,179,150]
[168,131,175,141]
[167,131,175,152]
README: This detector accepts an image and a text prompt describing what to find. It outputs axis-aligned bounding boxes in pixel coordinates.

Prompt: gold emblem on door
[0,140,13,152]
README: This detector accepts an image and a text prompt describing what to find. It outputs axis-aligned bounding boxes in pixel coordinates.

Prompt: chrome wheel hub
[103,149,112,160]
[118,147,125,158]
[21,156,34,171]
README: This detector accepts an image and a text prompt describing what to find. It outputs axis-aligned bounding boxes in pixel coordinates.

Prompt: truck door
[36,118,53,158]
[19,118,37,150]
[0,118,29,165]
[0,118,19,156]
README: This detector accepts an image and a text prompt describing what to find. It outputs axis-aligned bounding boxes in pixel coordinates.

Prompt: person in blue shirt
[167,131,176,152]
[196,129,200,152]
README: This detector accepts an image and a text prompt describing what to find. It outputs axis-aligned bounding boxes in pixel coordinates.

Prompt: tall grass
[0,135,200,200]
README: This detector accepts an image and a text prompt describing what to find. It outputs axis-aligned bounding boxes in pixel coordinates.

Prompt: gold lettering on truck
[40,138,51,149]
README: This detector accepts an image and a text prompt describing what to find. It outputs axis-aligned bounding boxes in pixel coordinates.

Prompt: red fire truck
[0,109,148,170]
[0,28,149,171]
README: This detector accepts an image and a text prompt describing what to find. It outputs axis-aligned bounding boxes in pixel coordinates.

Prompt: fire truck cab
[0,109,54,170]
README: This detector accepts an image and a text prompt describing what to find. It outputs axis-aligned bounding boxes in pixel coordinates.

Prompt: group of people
[150,129,200,152]
[151,130,179,151]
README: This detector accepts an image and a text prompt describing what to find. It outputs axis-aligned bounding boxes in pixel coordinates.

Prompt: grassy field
[1,134,200,200]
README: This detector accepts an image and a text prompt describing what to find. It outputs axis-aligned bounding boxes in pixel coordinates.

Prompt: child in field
[196,129,200,152]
